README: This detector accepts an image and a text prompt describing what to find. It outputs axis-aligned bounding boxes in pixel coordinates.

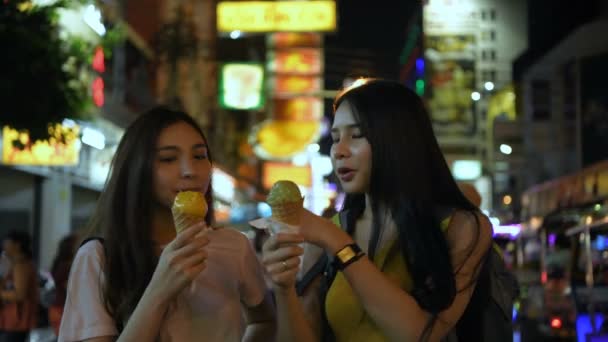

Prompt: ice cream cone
[171,210,203,234]
[172,191,208,234]
[267,180,303,226]
[270,199,303,226]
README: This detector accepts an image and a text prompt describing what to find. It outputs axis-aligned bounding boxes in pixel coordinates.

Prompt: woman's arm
[262,233,320,342]
[62,225,209,342]
[117,225,210,342]
[81,288,169,342]
[322,211,492,341]
[242,290,276,342]
[1,263,31,302]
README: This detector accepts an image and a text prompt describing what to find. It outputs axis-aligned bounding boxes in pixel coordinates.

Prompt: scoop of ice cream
[172,191,208,233]
[267,180,303,226]
[267,180,302,206]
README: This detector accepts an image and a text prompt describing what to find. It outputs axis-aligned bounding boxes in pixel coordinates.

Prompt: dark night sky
[324,0,419,87]
[319,1,421,157]
[514,0,604,79]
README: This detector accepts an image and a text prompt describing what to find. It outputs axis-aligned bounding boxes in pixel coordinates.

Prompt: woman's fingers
[188,261,207,279]
[170,223,206,249]
[181,250,208,274]
[171,236,209,260]
[269,267,299,285]
[262,233,304,253]
[262,244,303,266]
[265,255,301,274]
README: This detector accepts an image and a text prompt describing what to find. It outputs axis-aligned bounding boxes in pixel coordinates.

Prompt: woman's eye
[194,154,207,160]
[158,156,177,163]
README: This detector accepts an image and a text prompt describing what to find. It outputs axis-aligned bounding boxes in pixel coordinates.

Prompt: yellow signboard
[217,1,336,33]
[2,124,80,166]
[263,162,312,189]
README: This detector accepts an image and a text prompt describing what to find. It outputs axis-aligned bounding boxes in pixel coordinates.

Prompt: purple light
[548,233,556,247]
[493,224,522,238]
[320,117,331,137]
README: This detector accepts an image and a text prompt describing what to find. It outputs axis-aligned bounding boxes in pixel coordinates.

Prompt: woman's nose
[180,158,195,178]
[332,140,350,160]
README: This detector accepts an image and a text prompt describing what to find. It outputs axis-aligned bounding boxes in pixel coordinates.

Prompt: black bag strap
[293,211,350,342]
[295,211,348,295]
[296,253,329,296]
[79,236,105,248]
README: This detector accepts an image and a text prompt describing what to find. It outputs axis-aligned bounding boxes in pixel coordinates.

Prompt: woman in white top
[59,106,275,342]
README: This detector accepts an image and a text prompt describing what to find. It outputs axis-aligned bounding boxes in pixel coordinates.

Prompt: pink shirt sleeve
[238,233,267,307]
[58,241,118,342]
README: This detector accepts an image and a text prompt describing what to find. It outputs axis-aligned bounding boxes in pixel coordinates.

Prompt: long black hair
[4,230,33,259]
[87,105,214,327]
[334,79,482,338]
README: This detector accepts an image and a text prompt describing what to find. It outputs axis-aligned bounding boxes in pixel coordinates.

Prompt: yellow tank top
[324,217,451,342]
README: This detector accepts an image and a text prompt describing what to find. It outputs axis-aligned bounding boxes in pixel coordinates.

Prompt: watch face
[337,247,357,263]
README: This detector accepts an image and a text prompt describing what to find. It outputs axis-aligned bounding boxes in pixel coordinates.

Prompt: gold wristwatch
[334,243,365,270]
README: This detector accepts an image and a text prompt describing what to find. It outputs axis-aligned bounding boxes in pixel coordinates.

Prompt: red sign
[271,75,321,96]
[269,33,322,48]
[92,77,104,107]
[268,49,322,74]
[92,46,105,73]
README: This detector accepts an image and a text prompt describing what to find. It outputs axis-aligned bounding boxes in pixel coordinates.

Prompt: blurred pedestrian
[0,230,39,342]
[321,198,338,218]
[48,234,77,336]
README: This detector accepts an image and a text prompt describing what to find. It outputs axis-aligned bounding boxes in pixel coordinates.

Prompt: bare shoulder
[77,239,105,258]
[209,226,257,254]
[445,210,493,266]
[12,260,35,275]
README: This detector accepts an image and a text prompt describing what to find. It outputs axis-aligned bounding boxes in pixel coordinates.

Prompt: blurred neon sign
[263,162,311,189]
[493,224,522,238]
[268,49,322,74]
[2,124,81,166]
[92,46,105,107]
[219,63,265,110]
[217,1,336,33]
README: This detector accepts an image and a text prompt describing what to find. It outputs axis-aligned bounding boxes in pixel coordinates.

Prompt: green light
[415,79,425,95]
[595,204,602,211]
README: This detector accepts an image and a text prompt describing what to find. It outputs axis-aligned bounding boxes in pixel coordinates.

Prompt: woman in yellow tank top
[261,79,493,341]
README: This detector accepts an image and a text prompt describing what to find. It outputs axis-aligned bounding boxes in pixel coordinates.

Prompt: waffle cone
[270,199,303,226]
[172,209,204,234]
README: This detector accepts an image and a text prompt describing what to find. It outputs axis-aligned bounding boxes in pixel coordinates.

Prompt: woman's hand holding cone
[148,223,209,302]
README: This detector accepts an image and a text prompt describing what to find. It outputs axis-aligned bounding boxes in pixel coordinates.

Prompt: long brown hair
[87,106,214,327]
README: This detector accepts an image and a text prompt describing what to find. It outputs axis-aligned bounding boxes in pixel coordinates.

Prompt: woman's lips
[337,168,355,182]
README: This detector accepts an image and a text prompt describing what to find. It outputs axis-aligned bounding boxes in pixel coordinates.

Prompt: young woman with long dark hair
[59,106,275,342]
[262,79,493,341]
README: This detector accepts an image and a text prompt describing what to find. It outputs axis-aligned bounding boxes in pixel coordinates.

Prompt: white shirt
[58,227,266,342]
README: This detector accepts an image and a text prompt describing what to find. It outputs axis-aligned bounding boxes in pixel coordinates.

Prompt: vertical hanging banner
[251,32,326,160]
[215,2,336,160]
[424,0,478,135]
